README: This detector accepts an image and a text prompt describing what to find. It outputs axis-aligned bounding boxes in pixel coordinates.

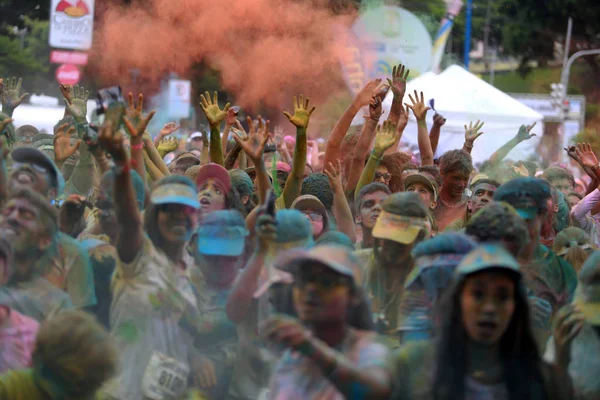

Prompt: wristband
[369,152,383,162]
[130,142,144,150]
[464,141,473,149]
[113,162,130,175]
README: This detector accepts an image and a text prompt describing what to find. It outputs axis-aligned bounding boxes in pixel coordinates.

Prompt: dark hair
[8,188,58,238]
[432,270,545,400]
[542,166,575,188]
[466,202,529,256]
[439,150,473,177]
[301,173,333,210]
[493,177,552,216]
[382,153,411,193]
[144,175,197,249]
[356,182,391,213]
[382,192,428,219]
[419,165,443,188]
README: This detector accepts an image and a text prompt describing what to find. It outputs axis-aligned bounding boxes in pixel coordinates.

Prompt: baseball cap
[455,243,520,277]
[196,210,248,256]
[11,147,65,196]
[372,210,429,245]
[573,251,600,325]
[196,163,232,193]
[404,172,438,200]
[189,132,203,141]
[275,245,362,286]
[291,195,327,218]
[150,183,200,209]
[276,162,291,173]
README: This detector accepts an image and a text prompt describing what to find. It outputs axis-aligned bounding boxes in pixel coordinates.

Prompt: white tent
[381,65,544,164]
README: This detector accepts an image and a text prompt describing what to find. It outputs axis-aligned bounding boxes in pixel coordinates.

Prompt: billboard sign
[49,0,95,50]
[168,80,192,119]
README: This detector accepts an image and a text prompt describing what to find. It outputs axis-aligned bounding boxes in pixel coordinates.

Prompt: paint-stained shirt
[0,308,38,374]
[103,235,198,400]
[0,277,74,322]
[35,232,96,309]
[268,329,388,400]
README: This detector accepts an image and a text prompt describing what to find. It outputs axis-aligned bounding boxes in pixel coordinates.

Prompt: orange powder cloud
[91,0,356,109]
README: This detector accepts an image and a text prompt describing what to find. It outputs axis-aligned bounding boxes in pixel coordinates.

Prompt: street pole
[483,0,492,71]
[464,0,473,70]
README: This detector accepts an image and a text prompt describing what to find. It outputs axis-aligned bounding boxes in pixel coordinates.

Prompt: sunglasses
[302,211,323,222]
[295,270,349,290]
[375,172,391,182]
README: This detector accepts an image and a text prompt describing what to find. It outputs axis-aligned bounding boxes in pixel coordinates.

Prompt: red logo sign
[55,0,89,17]
[55,64,81,85]
[50,50,88,65]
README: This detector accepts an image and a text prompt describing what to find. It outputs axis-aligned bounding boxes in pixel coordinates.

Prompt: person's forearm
[66,143,94,196]
[279,145,292,165]
[429,125,441,155]
[143,135,171,176]
[221,122,232,157]
[114,163,143,263]
[282,127,307,208]
[226,250,268,324]
[224,143,243,170]
[93,152,111,175]
[572,189,600,220]
[586,177,598,196]
[323,101,362,169]
[417,119,433,166]
[354,154,380,202]
[332,187,357,243]
[254,158,271,205]
[489,136,520,166]
[239,151,248,170]
[345,117,379,193]
[462,140,474,155]
[153,132,165,147]
[304,336,390,399]
[142,150,165,181]
[386,98,403,126]
[209,124,224,166]
[130,145,146,187]
[0,157,8,207]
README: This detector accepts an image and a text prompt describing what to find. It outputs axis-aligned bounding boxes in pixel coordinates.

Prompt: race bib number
[142,352,189,400]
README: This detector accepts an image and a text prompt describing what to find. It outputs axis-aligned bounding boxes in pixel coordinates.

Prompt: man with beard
[0,189,74,321]
[0,146,95,309]
[355,192,430,347]
[433,149,474,231]
[354,183,391,249]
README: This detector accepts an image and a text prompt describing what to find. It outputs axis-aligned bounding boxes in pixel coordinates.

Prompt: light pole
[558,49,600,120]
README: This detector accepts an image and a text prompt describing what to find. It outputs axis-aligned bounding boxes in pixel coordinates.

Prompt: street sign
[49,0,95,50]
[56,64,81,85]
[50,50,88,65]
[167,80,191,119]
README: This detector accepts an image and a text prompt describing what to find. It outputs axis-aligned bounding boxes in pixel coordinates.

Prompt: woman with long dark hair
[389,244,574,400]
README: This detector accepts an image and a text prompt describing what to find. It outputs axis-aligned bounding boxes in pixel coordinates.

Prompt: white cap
[189,132,203,141]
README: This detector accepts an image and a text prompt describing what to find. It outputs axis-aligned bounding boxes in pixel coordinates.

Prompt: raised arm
[323,79,381,169]
[406,90,433,166]
[0,118,13,206]
[324,160,357,243]
[124,98,156,187]
[281,95,315,208]
[234,117,271,204]
[221,108,239,156]
[462,120,485,155]
[489,123,537,166]
[0,77,29,118]
[153,122,180,147]
[199,91,231,166]
[345,88,387,193]
[386,64,409,126]
[354,120,400,201]
[98,121,143,264]
[53,124,81,171]
[429,113,446,155]
[574,143,600,215]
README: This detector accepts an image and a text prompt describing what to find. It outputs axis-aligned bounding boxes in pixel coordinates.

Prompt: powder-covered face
[358,191,388,229]
[460,271,516,345]
[468,183,497,214]
[197,178,226,214]
[406,182,435,210]
[156,203,198,244]
[442,171,470,198]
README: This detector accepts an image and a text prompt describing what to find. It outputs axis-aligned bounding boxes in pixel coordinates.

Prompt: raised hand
[575,142,599,169]
[464,120,485,142]
[233,116,270,162]
[157,137,179,155]
[0,77,29,112]
[564,146,583,165]
[387,64,410,99]
[433,113,446,128]
[283,95,315,129]
[160,122,180,138]
[225,107,239,126]
[98,121,128,163]
[405,90,431,121]
[62,84,89,124]
[123,93,156,145]
[354,79,382,108]
[324,160,344,193]
[53,123,81,164]
[516,122,537,142]
[199,91,231,127]
[369,85,389,119]
[374,120,399,154]
[124,92,146,130]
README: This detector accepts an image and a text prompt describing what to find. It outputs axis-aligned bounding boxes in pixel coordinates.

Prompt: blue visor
[151,183,200,209]
[515,208,537,220]
[197,236,245,256]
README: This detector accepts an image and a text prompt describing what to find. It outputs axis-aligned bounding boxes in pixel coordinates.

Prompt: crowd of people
[0,66,598,400]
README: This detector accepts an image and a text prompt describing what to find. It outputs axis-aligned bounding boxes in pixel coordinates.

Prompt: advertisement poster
[49,0,95,50]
